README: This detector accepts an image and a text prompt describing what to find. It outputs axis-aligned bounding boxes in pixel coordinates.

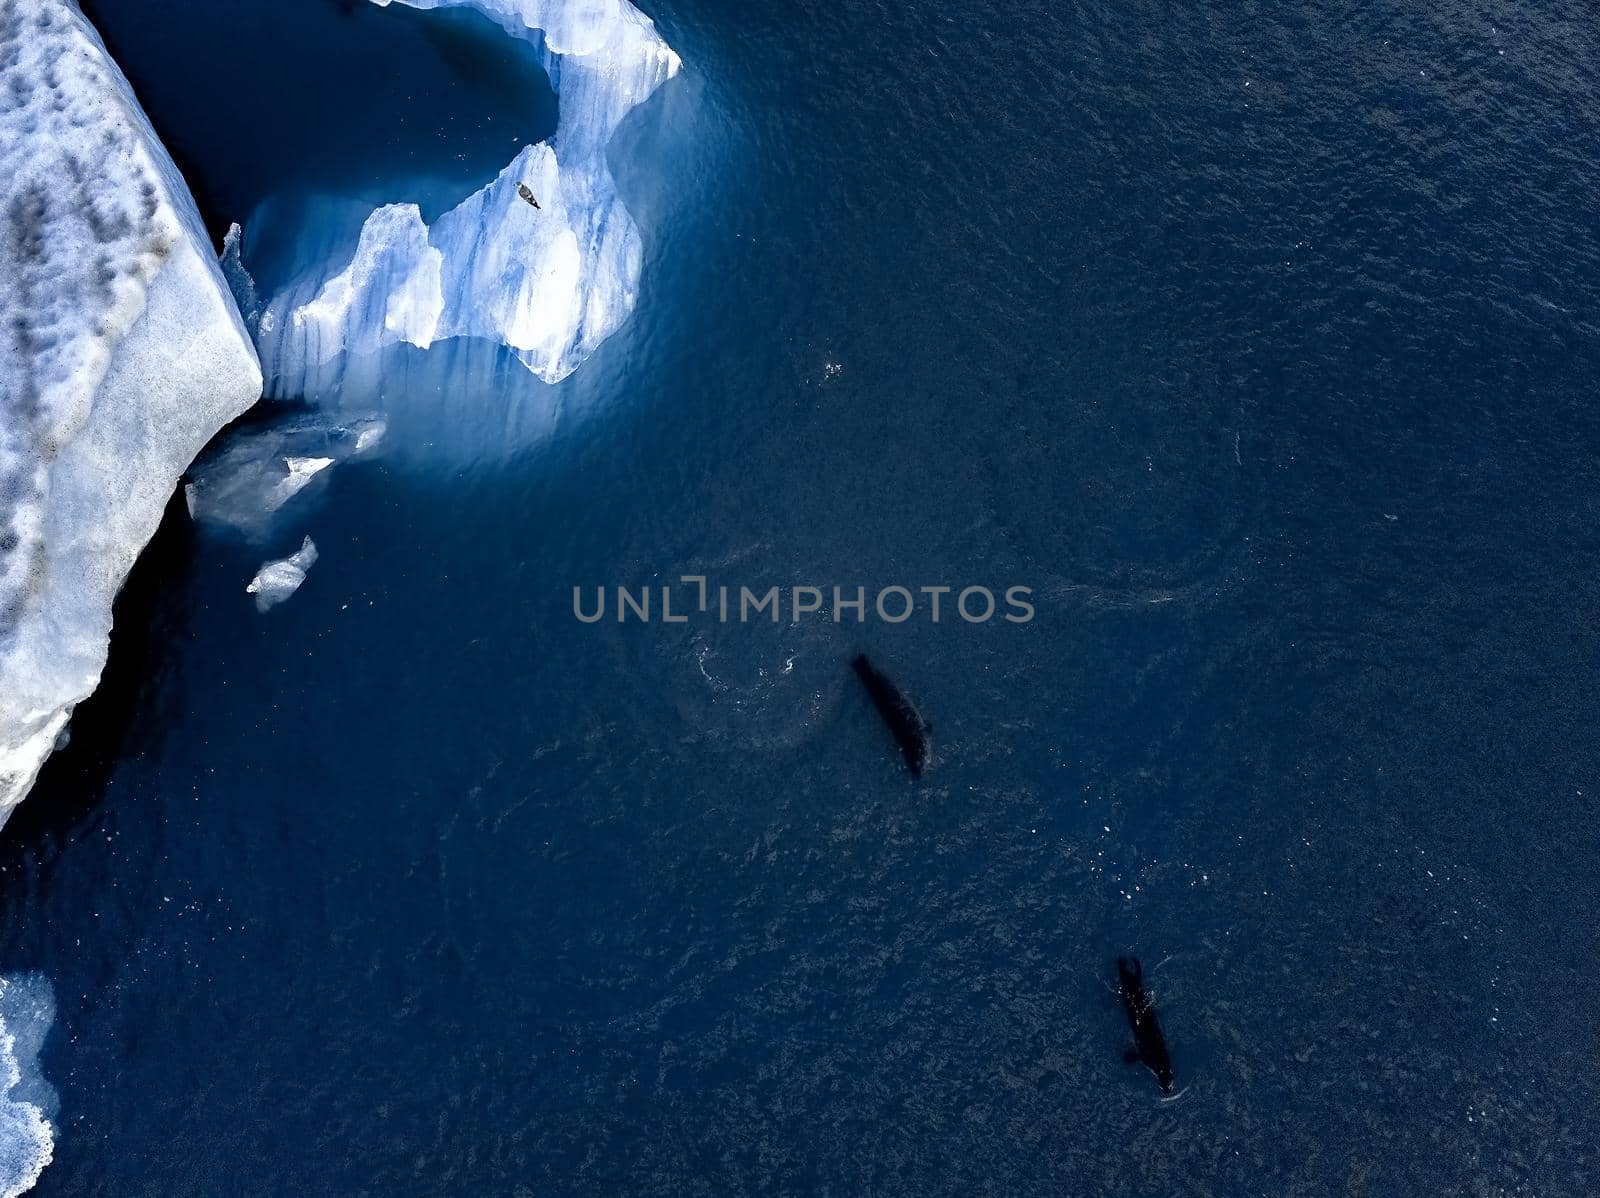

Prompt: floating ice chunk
[0,1,263,825]
[354,422,386,453]
[254,0,680,396]
[0,974,57,1198]
[273,457,336,510]
[248,537,319,613]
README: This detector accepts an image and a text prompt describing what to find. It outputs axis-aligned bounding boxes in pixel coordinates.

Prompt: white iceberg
[247,537,319,613]
[254,0,681,394]
[0,1,264,826]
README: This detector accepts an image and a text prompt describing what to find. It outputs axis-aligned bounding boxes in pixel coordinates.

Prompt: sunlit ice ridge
[250,0,682,400]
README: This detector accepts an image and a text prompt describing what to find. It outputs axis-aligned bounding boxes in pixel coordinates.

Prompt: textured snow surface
[0,1,263,824]
[255,0,680,392]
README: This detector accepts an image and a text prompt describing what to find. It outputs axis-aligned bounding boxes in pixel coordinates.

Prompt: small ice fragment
[268,457,335,511]
[247,538,319,613]
[354,420,387,454]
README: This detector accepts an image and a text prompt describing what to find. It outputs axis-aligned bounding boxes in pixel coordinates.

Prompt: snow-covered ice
[0,1,264,825]
[254,0,681,395]
[248,537,319,612]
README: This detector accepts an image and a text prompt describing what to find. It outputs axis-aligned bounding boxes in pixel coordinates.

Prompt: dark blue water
[6,0,1600,1192]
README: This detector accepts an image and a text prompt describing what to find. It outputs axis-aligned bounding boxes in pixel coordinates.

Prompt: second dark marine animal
[851,655,932,778]
[1116,956,1175,1095]
[517,183,541,209]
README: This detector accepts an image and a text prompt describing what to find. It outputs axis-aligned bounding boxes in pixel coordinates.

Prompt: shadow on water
[78,0,560,241]
[0,493,200,862]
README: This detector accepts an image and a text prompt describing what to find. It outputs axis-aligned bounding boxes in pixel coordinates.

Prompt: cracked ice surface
[255,0,681,393]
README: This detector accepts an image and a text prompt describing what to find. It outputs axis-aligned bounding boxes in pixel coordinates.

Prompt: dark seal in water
[851,655,932,777]
[1117,957,1174,1094]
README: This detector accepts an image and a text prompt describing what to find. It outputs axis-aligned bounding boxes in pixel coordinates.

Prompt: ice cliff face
[255,0,681,393]
[0,1,263,826]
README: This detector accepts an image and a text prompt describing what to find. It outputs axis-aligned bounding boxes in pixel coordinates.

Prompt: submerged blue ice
[253,0,682,396]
